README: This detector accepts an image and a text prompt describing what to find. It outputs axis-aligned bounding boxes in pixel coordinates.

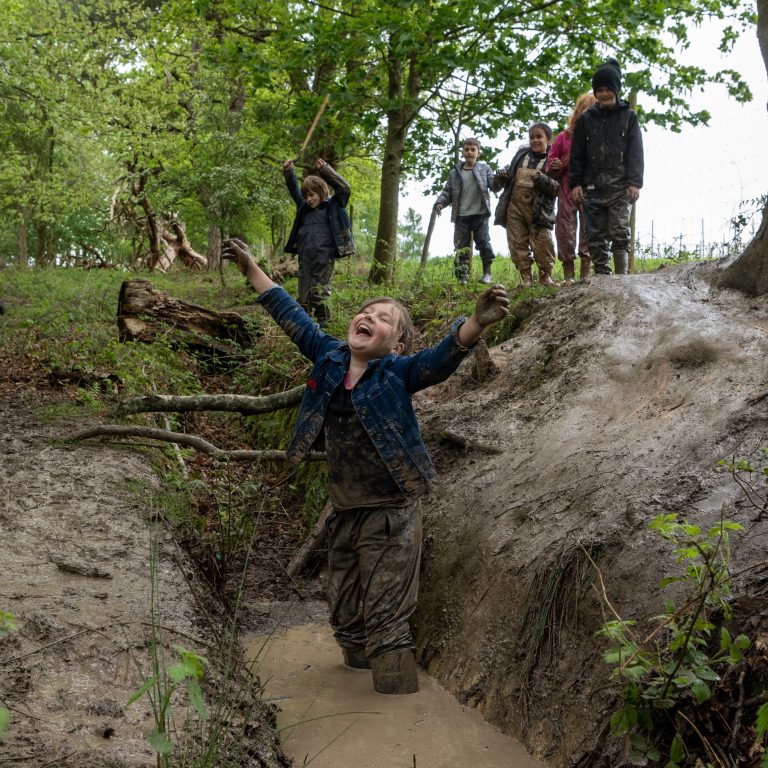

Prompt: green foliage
[596,510,747,765]
[0,610,18,737]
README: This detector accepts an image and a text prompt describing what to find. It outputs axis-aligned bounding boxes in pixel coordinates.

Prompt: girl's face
[347,301,405,360]
[304,191,322,208]
[529,128,550,154]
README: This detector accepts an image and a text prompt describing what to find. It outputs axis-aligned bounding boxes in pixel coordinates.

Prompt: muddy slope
[0,398,287,767]
[413,263,768,766]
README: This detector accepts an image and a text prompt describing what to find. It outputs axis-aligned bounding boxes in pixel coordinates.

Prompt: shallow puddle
[245,623,545,768]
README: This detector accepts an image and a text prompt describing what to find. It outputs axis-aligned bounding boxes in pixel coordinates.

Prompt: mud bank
[0,397,286,767]
[412,264,768,765]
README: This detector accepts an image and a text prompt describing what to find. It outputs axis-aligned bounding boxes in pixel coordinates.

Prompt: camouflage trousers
[325,500,422,660]
[583,189,632,274]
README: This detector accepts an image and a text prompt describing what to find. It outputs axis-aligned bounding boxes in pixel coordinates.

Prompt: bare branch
[63,424,325,463]
[117,387,304,416]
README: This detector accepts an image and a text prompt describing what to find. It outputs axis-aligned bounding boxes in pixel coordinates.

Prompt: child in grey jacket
[434,138,497,285]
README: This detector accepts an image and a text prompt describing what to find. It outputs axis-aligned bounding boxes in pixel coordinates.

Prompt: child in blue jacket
[222,237,509,695]
[283,158,356,323]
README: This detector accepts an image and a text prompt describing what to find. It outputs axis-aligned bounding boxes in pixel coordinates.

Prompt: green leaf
[148,729,174,755]
[669,733,685,763]
[692,680,711,703]
[128,676,157,706]
[756,702,768,738]
[187,681,206,720]
[0,707,10,736]
[720,626,732,650]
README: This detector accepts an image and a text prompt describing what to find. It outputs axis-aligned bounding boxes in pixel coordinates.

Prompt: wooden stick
[296,93,330,161]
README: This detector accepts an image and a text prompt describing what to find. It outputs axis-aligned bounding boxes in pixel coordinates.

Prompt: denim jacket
[257,286,474,497]
[284,164,356,258]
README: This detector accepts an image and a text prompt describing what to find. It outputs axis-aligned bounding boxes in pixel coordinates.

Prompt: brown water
[245,623,545,768]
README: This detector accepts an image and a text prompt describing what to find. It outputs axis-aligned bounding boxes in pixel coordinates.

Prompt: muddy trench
[2,263,768,767]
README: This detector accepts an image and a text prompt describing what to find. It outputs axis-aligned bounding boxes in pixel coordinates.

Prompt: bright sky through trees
[404,20,767,258]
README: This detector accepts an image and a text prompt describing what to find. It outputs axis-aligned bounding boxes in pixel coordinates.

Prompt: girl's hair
[566,92,598,134]
[528,122,553,142]
[301,174,331,200]
[357,296,416,354]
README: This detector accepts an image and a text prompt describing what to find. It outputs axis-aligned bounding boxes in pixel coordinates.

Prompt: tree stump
[117,279,257,360]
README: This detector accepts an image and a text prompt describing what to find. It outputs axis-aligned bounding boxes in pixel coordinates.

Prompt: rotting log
[117,279,257,356]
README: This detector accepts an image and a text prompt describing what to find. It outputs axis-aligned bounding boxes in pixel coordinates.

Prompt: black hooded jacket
[568,100,643,197]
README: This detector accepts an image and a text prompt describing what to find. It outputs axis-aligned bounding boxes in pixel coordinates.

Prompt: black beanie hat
[592,58,622,96]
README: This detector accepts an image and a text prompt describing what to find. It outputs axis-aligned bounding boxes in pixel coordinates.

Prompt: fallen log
[64,424,326,463]
[117,279,257,358]
[117,388,304,416]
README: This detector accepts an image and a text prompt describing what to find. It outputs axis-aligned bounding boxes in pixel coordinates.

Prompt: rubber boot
[519,266,534,287]
[479,265,492,284]
[579,255,591,280]
[562,260,576,284]
[539,270,554,286]
[370,650,419,695]
[613,250,628,275]
[342,647,371,670]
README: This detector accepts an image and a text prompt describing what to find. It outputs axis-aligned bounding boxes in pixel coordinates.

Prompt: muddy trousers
[298,253,334,322]
[505,190,555,281]
[554,192,589,264]
[453,214,495,281]
[326,501,422,663]
[583,191,631,275]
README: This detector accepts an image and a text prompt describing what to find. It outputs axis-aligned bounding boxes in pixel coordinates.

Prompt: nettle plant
[597,511,749,766]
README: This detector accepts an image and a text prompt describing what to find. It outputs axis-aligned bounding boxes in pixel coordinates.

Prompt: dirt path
[0,397,285,767]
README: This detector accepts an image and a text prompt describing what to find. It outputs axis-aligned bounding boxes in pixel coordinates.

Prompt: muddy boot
[613,250,628,275]
[519,266,534,288]
[342,647,371,670]
[479,265,492,284]
[562,260,576,284]
[370,650,419,695]
[579,255,591,280]
[538,271,554,286]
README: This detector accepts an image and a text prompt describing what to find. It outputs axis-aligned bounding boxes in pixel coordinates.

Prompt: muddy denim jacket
[257,286,474,497]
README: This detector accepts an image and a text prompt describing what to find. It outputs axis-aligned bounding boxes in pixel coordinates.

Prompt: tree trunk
[117,279,255,355]
[369,50,420,284]
[713,202,768,295]
[418,207,438,276]
[207,221,222,271]
[713,1,768,295]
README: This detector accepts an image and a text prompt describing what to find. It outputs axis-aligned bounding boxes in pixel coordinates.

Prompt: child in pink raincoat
[545,92,597,282]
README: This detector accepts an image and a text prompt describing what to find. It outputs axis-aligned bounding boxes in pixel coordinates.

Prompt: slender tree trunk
[369,49,420,284]
[370,114,407,283]
[17,212,29,268]
[207,221,222,270]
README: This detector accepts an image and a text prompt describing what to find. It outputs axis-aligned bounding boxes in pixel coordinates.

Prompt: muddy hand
[474,284,509,327]
[221,238,255,276]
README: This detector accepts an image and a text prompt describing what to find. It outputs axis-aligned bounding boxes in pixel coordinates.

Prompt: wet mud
[247,620,545,768]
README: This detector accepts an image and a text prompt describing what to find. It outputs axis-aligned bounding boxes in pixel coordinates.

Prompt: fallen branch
[117,387,304,416]
[64,424,326,462]
[286,500,333,577]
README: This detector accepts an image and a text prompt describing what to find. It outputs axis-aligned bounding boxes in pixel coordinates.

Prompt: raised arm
[221,238,275,294]
[456,284,510,347]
